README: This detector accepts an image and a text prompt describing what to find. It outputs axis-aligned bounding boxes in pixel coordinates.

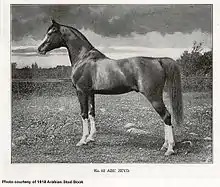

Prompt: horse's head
[38,19,65,55]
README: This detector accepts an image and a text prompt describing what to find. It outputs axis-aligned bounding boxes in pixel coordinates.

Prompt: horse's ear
[51,18,59,26]
[51,19,56,24]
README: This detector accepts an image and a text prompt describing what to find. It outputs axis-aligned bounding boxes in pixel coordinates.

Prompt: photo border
[1,1,220,186]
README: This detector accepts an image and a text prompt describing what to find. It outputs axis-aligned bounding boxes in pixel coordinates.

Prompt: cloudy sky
[11,4,212,67]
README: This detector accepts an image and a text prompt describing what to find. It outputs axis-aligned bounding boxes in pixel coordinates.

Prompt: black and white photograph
[10,4,213,164]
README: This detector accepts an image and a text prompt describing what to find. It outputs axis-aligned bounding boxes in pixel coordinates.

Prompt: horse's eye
[47,28,56,36]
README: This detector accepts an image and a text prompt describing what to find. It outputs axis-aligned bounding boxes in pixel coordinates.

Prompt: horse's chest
[71,68,77,86]
[71,64,87,87]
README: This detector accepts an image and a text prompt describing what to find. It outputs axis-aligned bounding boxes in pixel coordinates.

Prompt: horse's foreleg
[76,90,89,146]
[86,94,96,143]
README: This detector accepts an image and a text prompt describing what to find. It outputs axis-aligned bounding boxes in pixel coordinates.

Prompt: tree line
[12,63,72,80]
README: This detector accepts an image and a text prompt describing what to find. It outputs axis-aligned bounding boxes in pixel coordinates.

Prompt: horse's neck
[60,27,94,66]
[65,39,107,67]
[65,39,93,66]
[61,27,107,66]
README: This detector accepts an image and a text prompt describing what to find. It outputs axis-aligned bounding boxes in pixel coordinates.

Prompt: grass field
[11,91,212,163]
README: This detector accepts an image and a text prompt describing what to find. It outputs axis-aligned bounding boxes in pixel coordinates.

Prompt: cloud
[12,28,212,55]
[82,28,212,48]
[11,4,212,41]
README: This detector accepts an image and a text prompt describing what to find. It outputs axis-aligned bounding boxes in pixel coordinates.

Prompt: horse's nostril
[38,46,46,55]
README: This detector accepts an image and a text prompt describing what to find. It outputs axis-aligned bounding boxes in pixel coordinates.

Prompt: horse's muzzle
[38,46,46,55]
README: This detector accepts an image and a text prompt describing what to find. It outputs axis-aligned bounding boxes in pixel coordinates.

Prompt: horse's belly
[94,85,134,94]
[93,72,137,94]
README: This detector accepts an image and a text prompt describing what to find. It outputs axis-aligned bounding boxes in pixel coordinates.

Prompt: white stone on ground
[126,128,148,135]
[124,123,136,129]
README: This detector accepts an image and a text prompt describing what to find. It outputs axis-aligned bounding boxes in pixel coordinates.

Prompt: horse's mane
[62,24,94,49]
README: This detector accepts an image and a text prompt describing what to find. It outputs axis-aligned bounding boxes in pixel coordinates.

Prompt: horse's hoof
[164,150,175,156]
[160,142,168,151]
[76,140,86,146]
[160,146,167,151]
[85,137,95,143]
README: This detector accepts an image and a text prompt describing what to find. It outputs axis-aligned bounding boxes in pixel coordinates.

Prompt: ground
[11,92,212,163]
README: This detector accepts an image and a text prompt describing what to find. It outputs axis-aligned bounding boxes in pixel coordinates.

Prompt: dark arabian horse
[38,20,183,156]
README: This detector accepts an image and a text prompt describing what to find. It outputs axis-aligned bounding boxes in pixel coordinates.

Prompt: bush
[177,42,212,76]
[177,42,212,92]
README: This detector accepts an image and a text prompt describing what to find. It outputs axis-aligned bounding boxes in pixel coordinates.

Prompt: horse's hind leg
[144,94,175,156]
[76,90,89,146]
[86,94,96,143]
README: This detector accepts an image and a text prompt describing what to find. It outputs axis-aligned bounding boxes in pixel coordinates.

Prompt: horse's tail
[160,58,183,126]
